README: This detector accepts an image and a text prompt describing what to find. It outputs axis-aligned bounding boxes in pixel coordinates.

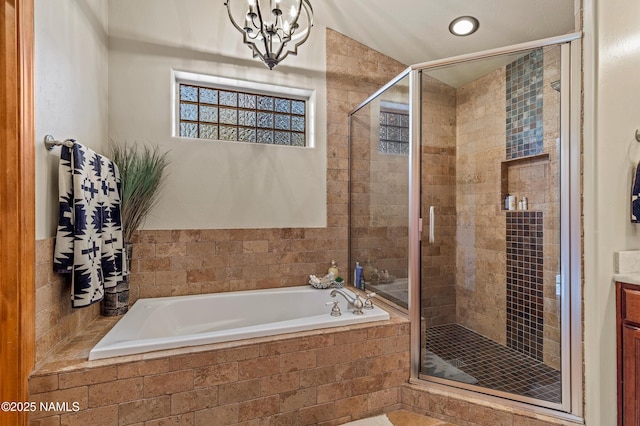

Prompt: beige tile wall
[350,71,458,292]
[343,34,411,282]
[29,320,410,425]
[421,75,458,326]
[454,65,508,344]
[351,104,410,280]
[35,239,100,365]
[127,228,346,305]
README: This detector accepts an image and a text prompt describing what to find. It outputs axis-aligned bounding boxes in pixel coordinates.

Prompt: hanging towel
[632,161,640,223]
[53,143,128,308]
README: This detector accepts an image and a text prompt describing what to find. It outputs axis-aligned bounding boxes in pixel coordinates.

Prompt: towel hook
[44,134,75,151]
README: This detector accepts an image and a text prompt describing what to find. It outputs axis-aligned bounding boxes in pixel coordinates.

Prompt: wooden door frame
[1,0,35,425]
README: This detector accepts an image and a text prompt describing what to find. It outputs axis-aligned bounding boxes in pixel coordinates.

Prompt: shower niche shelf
[500,152,550,211]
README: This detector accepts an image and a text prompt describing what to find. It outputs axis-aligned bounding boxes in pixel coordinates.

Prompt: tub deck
[28,298,410,425]
[32,297,407,375]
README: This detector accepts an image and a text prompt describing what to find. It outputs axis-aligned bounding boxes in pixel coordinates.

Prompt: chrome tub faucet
[330,289,364,315]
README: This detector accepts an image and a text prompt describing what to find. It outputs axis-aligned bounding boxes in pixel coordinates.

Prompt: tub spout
[330,289,364,315]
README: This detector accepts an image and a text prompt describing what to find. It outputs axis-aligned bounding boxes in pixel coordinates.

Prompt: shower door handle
[429,206,435,244]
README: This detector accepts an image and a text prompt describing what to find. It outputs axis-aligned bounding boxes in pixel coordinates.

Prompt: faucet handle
[364,292,377,309]
[325,300,341,316]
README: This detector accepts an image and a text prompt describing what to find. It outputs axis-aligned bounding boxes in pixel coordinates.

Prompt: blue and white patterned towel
[53,143,127,308]
[633,162,640,223]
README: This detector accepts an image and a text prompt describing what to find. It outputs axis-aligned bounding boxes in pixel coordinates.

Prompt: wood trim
[617,282,624,426]
[0,0,35,425]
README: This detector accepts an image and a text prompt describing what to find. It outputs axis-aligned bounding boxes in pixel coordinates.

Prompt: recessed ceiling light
[449,16,479,36]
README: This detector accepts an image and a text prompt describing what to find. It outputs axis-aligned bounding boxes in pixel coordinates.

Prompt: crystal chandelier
[225,0,313,70]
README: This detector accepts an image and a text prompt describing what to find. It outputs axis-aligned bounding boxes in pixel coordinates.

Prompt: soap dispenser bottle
[354,262,364,289]
[328,260,339,279]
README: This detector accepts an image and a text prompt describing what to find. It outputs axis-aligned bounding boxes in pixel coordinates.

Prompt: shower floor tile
[424,323,561,403]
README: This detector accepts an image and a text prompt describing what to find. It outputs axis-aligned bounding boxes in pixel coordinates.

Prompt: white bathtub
[89,286,389,360]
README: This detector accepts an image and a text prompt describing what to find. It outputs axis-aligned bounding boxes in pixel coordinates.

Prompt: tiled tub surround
[34,227,349,367]
[36,239,101,365]
[126,229,348,306]
[29,309,409,425]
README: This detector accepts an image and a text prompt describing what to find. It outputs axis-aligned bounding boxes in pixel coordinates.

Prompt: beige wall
[108,0,327,230]
[583,0,640,423]
[35,0,109,239]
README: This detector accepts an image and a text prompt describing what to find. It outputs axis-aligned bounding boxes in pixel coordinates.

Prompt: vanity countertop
[614,273,640,286]
[614,251,640,286]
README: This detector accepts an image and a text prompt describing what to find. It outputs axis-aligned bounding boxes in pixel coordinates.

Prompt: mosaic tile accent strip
[425,323,560,403]
[506,211,544,361]
[506,48,544,159]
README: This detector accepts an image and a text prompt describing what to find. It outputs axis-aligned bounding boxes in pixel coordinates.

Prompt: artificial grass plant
[109,141,170,243]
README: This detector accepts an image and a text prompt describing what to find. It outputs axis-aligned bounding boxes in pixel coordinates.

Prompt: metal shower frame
[349,32,583,420]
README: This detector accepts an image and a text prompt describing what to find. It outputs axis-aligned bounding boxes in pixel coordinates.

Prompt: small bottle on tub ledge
[328,260,339,279]
[354,262,364,290]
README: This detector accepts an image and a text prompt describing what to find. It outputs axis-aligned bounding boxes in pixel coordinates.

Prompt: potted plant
[102,141,170,316]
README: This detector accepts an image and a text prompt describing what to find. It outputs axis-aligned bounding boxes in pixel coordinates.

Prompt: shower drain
[446,358,466,368]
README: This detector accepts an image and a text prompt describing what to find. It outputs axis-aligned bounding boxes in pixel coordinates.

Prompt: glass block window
[178,83,306,146]
[379,104,409,155]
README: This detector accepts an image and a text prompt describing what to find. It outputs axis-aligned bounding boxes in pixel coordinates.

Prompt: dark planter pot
[101,242,132,317]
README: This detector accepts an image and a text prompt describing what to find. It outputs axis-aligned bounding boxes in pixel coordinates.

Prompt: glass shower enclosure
[348,35,582,415]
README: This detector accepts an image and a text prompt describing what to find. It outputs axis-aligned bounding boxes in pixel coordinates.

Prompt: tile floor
[425,323,561,403]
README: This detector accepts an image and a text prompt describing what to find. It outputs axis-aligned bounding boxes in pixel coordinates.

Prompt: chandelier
[225,0,313,70]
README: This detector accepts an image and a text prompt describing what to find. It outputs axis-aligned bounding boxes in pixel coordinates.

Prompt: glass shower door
[418,45,565,408]
[349,74,411,309]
